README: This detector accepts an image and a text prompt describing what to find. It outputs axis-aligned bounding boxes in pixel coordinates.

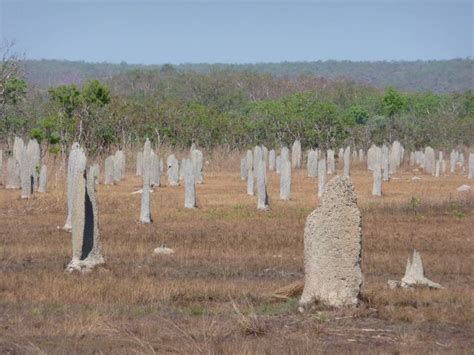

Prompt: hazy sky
[1,0,472,64]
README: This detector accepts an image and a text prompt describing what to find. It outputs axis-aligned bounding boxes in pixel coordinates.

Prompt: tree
[382,86,406,118]
[48,84,81,145]
[309,101,347,150]
[47,80,111,151]
[5,59,473,153]
[0,41,28,142]
[31,116,61,155]
[345,105,369,125]
[80,80,111,150]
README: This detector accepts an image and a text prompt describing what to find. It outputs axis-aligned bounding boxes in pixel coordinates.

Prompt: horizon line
[22,57,473,66]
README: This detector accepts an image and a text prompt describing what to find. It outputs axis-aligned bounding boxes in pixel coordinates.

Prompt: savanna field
[0,151,473,354]
[1,0,473,353]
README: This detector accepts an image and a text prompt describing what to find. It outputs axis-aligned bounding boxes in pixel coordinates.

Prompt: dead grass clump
[270,280,304,300]
[231,300,267,336]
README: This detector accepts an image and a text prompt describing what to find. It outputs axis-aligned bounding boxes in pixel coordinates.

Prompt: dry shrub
[231,299,267,336]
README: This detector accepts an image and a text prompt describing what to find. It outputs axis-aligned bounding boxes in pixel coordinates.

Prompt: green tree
[0,42,29,141]
[345,105,369,125]
[48,84,81,146]
[82,79,110,106]
[47,80,111,150]
[31,116,61,155]
[2,76,27,105]
[48,84,81,119]
[382,86,406,118]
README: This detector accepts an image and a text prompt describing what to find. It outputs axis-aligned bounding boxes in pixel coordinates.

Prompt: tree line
[1,49,473,156]
[23,58,474,93]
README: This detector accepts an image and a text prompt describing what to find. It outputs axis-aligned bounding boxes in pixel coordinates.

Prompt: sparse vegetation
[1,155,472,352]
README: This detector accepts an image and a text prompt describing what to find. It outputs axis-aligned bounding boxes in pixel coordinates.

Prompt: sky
[0,0,472,64]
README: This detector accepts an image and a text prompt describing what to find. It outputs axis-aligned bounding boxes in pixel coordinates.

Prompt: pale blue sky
[1,0,472,64]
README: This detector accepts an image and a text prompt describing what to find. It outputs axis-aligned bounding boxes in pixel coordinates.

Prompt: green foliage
[30,127,44,141]
[407,92,441,117]
[0,116,29,136]
[95,124,115,145]
[45,80,112,148]
[248,92,351,149]
[365,115,389,146]
[383,86,407,117]
[49,145,61,155]
[3,76,27,104]
[258,298,299,315]
[0,66,28,138]
[181,304,208,317]
[3,62,473,152]
[49,132,61,145]
[32,116,60,144]
[48,84,82,118]
[310,101,348,149]
[461,91,474,118]
[448,202,465,219]
[409,197,422,210]
[30,116,62,154]
[82,79,111,106]
[345,105,369,125]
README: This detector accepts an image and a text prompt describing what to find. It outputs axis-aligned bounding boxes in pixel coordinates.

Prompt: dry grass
[1,153,473,353]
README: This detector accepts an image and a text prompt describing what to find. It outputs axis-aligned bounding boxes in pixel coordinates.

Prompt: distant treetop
[22,58,473,93]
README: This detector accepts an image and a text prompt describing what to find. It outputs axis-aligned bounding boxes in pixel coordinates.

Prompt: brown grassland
[1,152,473,354]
